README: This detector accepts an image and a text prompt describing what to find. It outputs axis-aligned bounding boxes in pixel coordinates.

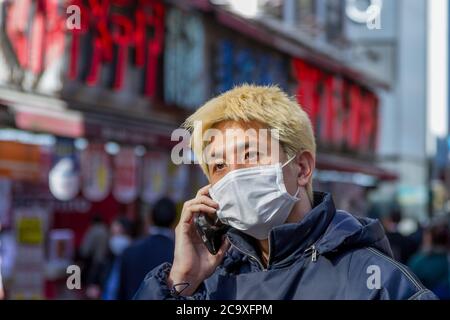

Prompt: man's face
[111,221,124,236]
[204,120,300,197]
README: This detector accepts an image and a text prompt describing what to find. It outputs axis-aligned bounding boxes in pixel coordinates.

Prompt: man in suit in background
[118,197,176,300]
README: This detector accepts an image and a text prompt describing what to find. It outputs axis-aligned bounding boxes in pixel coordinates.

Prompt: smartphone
[194,213,229,255]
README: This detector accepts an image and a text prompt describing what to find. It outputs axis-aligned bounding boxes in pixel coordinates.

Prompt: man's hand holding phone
[168,185,230,296]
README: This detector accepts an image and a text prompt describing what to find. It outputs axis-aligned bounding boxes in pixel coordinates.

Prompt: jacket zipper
[367,247,423,290]
[304,244,319,262]
[228,238,318,270]
[227,236,267,271]
[311,245,318,262]
[266,236,272,268]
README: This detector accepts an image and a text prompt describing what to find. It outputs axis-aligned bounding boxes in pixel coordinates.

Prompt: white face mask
[209,156,300,240]
[109,235,131,256]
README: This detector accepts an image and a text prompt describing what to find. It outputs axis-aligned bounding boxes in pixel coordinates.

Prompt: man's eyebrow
[207,140,258,167]
[208,140,249,157]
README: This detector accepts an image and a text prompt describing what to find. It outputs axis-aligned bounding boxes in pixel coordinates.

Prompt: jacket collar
[149,226,175,241]
[226,192,336,269]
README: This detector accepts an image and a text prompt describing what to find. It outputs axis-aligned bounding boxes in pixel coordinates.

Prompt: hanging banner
[113,147,139,204]
[141,152,169,204]
[10,207,48,300]
[49,158,80,201]
[81,144,112,202]
[49,138,80,201]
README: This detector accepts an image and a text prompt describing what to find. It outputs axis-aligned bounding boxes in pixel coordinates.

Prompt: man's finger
[194,195,219,209]
[189,204,217,215]
[196,184,211,197]
[179,199,195,223]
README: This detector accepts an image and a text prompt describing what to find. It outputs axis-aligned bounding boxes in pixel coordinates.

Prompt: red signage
[68,0,165,96]
[4,0,165,97]
[6,0,66,75]
[293,58,379,154]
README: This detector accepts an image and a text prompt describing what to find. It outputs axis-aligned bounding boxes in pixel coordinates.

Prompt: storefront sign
[10,207,48,299]
[80,144,112,202]
[164,8,207,109]
[141,151,169,204]
[4,0,65,73]
[293,58,378,155]
[113,147,139,204]
[0,141,43,183]
[214,39,289,94]
[2,0,165,97]
[68,0,165,96]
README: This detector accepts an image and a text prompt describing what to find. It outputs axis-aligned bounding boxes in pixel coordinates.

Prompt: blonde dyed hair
[183,84,316,202]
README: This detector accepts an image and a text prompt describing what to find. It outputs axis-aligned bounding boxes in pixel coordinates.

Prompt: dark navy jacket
[119,231,174,300]
[134,192,437,300]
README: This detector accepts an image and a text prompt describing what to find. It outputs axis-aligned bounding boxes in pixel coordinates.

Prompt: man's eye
[214,163,226,171]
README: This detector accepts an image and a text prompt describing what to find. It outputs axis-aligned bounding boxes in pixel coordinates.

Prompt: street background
[0,0,449,299]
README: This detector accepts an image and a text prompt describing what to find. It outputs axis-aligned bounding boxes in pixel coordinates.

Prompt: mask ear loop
[281,155,297,168]
[281,155,301,199]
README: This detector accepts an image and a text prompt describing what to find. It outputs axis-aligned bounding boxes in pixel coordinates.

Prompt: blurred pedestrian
[79,214,109,299]
[0,225,15,300]
[118,197,176,300]
[0,223,4,300]
[408,218,450,299]
[382,208,417,264]
[101,217,133,300]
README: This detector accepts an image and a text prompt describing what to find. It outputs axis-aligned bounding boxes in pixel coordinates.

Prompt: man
[382,209,418,264]
[119,197,176,300]
[101,217,133,300]
[79,214,109,299]
[0,223,4,300]
[135,85,437,300]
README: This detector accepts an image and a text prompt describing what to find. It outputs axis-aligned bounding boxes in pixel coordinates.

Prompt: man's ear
[296,151,315,187]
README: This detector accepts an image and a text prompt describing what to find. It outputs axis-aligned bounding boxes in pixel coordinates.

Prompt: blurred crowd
[381,210,450,299]
[76,197,176,300]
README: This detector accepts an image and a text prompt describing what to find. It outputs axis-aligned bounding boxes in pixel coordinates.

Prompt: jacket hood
[226,192,393,269]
